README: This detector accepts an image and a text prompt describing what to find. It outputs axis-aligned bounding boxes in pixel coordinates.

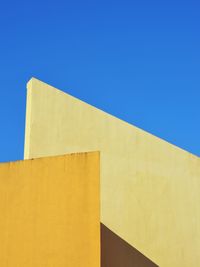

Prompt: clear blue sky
[0,0,199,162]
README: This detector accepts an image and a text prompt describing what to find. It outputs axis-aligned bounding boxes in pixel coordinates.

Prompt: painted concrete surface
[101,224,158,267]
[24,78,200,267]
[0,152,100,267]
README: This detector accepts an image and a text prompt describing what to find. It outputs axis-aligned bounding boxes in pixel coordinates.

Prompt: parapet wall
[0,152,100,267]
[24,78,200,267]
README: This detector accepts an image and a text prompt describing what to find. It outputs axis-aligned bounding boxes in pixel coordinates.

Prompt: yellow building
[0,152,100,267]
[24,78,200,267]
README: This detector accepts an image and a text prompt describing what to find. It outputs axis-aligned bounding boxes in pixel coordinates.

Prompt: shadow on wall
[101,224,159,267]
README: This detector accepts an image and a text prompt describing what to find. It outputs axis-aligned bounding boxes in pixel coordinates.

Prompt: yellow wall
[0,152,100,267]
[24,78,200,267]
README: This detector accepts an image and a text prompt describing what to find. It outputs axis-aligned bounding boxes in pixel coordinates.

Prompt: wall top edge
[0,151,100,166]
[26,77,199,160]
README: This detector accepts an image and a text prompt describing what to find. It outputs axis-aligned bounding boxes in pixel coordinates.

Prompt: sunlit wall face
[0,152,100,267]
[24,78,200,267]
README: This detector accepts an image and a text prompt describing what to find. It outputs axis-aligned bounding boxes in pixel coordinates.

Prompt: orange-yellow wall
[0,152,100,267]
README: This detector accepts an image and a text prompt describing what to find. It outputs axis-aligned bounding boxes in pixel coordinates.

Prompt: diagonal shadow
[101,224,159,267]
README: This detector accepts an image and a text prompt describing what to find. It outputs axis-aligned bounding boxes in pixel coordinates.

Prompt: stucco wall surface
[0,152,100,267]
[24,78,200,267]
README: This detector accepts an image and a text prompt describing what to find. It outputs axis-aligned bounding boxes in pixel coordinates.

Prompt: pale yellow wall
[24,78,200,267]
[0,152,100,267]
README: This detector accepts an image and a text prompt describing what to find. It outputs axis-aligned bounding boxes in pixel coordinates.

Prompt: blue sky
[0,0,199,162]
